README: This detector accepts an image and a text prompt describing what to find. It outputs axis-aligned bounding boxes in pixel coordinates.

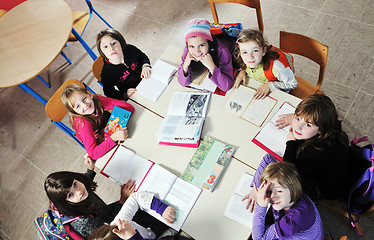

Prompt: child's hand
[233,70,246,89]
[141,66,152,79]
[200,53,215,74]
[254,83,270,99]
[287,127,296,141]
[112,218,136,240]
[183,53,195,75]
[162,206,176,223]
[119,179,136,204]
[127,88,136,98]
[275,113,294,129]
[241,182,258,213]
[110,127,128,142]
[84,154,95,171]
[256,180,271,207]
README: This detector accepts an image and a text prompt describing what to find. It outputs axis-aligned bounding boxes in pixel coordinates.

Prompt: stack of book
[156,91,211,147]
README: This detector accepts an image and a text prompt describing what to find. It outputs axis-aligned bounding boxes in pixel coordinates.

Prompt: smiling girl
[243,94,368,211]
[61,83,135,160]
[252,162,324,240]
[233,29,297,99]
[97,29,152,100]
[178,19,234,93]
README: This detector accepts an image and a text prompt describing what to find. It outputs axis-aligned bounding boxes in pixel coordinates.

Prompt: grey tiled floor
[0,0,373,239]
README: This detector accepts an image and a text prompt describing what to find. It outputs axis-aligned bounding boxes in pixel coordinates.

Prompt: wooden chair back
[68,11,90,41]
[45,79,85,122]
[92,56,104,82]
[206,0,263,33]
[279,31,328,99]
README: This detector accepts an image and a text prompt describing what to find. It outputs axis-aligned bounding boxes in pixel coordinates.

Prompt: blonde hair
[61,84,105,142]
[234,29,279,71]
[260,162,302,205]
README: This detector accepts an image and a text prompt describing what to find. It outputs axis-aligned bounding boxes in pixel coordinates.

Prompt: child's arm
[177,47,193,86]
[267,61,297,92]
[112,219,144,240]
[233,69,246,89]
[207,44,233,92]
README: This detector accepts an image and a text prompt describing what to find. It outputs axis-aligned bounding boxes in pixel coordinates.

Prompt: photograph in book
[224,172,254,228]
[252,102,295,161]
[166,91,211,118]
[224,85,277,127]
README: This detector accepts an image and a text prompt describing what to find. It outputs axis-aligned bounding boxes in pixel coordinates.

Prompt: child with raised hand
[97,29,152,100]
[178,18,234,93]
[252,162,324,239]
[44,156,176,239]
[61,83,135,160]
[243,94,368,211]
[233,29,297,99]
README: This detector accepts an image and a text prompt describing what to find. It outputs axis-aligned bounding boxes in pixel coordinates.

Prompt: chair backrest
[279,31,328,90]
[45,79,85,122]
[206,0,264,33]
[92,56,104,82]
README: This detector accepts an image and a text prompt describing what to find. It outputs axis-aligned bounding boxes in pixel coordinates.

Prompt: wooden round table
[0,0,72,91]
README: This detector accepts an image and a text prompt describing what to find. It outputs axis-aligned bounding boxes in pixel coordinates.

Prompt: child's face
[100,35,124,64]
[267,179,293,211]
[70,91,95,115]
[187,36,209,61]
[66,179,88,203]
[238,40,265,69]
[291,115,319,140]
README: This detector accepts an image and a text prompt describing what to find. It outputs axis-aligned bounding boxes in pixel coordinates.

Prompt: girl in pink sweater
[61,83,135,159]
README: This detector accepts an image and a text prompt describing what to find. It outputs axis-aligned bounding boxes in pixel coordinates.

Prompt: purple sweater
[177,38,234,92]
[251,154,324,239]
[73,95,135,160]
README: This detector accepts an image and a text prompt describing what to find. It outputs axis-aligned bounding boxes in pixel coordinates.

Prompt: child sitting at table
[96,29,152,100]
[242,94,369,212]
[251,161,324,239]
[233,29,297,99]
[178,18,234,93]
[44,156,176,239]
[61,83,134,160]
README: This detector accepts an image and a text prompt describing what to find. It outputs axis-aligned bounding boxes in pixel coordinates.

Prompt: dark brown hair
[88,224,120,240]
[97,29,127,59]
[44,171,99,216]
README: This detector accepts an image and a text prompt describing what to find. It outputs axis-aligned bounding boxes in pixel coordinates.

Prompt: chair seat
[68,11,90,41]
[92,56,104,82]
[290,76,325,99]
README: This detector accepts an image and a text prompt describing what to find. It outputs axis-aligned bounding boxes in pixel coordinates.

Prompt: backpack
[34,208,80,240]
[210,22,243,38]
[347,136,374,230]
[263,46,295,81]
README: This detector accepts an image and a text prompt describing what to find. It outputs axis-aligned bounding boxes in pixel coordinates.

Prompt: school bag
[210,22,243,38]
[34,208,83,240]
[263,46,295,81]
[346,136,374,232]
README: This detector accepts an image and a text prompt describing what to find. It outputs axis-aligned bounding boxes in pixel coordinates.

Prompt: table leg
[18,83,47,105]
[71,27,97,61]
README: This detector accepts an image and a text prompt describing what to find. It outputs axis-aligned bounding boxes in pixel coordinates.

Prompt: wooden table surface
[0,0,72,87]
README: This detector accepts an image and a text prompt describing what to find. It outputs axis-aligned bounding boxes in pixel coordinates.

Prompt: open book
[224,172,254,228]
[136,59,177,101]
[100,146,202,231]
[104,106,132,135]
[181,136,234,191]
[157,91,211,147]
[224,85,277,127]
[188,73,217,92]
[252,102,295,161]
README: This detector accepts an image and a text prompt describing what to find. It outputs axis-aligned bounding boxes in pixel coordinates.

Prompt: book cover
[104,106,132,135]
[252,102,295,161]
[181,136,235,191]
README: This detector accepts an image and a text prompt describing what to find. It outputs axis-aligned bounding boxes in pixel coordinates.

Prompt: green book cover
[181,136,234,191]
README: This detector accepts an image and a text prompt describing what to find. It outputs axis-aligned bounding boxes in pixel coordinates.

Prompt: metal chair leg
[37,75,51,88]
[60,50,72,64]
[52,121,84,148]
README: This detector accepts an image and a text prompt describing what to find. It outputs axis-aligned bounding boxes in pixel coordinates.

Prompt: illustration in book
[104,106,132,135]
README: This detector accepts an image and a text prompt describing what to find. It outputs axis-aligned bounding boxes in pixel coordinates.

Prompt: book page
[252,102,295,158]
[136,59,177,101]
[224,173,254,228]
[240,96,277,127]
[189,74,217,92]
[166,91,211,117]
[156,116,203,138]
[101,146,153,186]
[224,86,256,116]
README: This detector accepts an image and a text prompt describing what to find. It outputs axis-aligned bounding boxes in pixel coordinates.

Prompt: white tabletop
[0,0,72,87]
